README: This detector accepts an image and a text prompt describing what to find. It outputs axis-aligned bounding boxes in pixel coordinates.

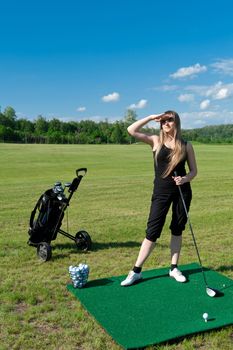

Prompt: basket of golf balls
[69,264,89,288]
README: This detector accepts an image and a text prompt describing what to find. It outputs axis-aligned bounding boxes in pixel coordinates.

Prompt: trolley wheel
[37,242,52,261]
[75,230,92,251]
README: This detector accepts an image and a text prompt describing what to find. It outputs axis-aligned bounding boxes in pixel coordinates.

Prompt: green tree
[0,125,15,142]
[124,109,137,127]
[1,106,16,128]
[110,122,124,144]
[34,115,48,134]
[16,118,34,133]
[124,109,138,143]
[4,106,16,120]
[47,131,63,143]
[48,118,62,132]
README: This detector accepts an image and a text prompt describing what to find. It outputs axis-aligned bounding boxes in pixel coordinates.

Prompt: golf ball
[68,263,89,288]
[203,313,208,322]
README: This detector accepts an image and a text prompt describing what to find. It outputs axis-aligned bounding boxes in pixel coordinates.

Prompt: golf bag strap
[29,194,44,228]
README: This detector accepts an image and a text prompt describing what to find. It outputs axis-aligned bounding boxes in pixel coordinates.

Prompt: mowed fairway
[0,143,232,350]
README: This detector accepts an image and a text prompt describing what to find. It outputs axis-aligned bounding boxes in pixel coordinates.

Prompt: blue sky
[1,0,233,129]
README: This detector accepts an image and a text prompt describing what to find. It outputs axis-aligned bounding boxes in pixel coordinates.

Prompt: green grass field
[0,143,232,350]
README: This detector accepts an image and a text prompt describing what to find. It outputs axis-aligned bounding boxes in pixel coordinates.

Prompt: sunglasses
[161,117,175,124]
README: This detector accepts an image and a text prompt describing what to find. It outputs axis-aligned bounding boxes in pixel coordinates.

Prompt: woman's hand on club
[173,176,186,186]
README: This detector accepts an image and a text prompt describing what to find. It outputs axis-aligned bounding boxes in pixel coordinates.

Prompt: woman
[121,111,197,286]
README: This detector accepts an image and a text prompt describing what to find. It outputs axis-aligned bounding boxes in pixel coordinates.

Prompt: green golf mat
[67,263,233,349]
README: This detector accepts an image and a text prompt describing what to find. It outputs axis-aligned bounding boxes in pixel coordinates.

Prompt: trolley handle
[67,168,87,198]
[76,168,87,178]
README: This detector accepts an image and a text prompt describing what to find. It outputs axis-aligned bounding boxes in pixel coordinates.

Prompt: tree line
[0,105,233,144]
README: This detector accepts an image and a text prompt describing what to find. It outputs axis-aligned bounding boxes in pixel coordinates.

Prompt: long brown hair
[155,110,186,178]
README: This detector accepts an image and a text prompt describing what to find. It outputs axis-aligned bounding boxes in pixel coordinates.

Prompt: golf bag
[28,168,92,261]
[29,189,65,244]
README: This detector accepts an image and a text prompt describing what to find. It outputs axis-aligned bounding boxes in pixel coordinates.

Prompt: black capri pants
[146,187,192,242]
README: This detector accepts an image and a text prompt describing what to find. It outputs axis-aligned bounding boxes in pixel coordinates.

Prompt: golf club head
[206,287,223,297]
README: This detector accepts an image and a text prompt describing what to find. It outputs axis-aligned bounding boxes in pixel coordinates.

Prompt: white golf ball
[203,313,208,322]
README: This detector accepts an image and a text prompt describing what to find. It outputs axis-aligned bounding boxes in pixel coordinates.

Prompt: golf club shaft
[174,172,208,287]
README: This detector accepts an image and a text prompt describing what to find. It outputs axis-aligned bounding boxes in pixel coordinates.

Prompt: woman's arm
[127,113,165,148]
[174,142,197,185]
[185,142,198,182]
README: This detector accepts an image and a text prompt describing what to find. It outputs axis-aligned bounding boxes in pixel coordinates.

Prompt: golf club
[174,171,221,298]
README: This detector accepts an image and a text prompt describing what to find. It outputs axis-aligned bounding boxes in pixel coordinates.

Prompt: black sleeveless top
[153,144,191,194]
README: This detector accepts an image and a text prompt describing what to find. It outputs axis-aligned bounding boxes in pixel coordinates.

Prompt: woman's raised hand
[150,113,166,122]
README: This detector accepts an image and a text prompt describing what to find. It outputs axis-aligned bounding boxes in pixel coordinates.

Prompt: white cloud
[186,82,233,101]
[180,109,233,129]
[211,58,233,76]
[87,115,121,122]
[205,81,233,100]
[180,111,218,128]
[77,106,86,112]
[215,88,229,100]
[153,84,178,91]
[128,99,147,109]
[178,94,194,102]
[62,115,122,123]
[102,92,120,102]
[16,111,27,118]
[200,99,210,110]
[185,84,209,96]
[170,63,207,79]
[194,119,206,126]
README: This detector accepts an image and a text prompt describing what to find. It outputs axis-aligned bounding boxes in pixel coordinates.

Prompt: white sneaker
[121,271,142,286]
[169,268,186,283]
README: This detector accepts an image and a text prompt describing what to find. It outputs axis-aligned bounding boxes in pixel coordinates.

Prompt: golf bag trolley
[28,168,92,261]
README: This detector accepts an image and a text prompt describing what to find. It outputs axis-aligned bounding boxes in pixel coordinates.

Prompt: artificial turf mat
[67,263,233,349]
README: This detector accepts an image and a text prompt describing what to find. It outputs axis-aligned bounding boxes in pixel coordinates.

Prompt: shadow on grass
[53,240,142,252]
[216,265,233,273]
[91,241,142,251]
[49,241,142,260]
